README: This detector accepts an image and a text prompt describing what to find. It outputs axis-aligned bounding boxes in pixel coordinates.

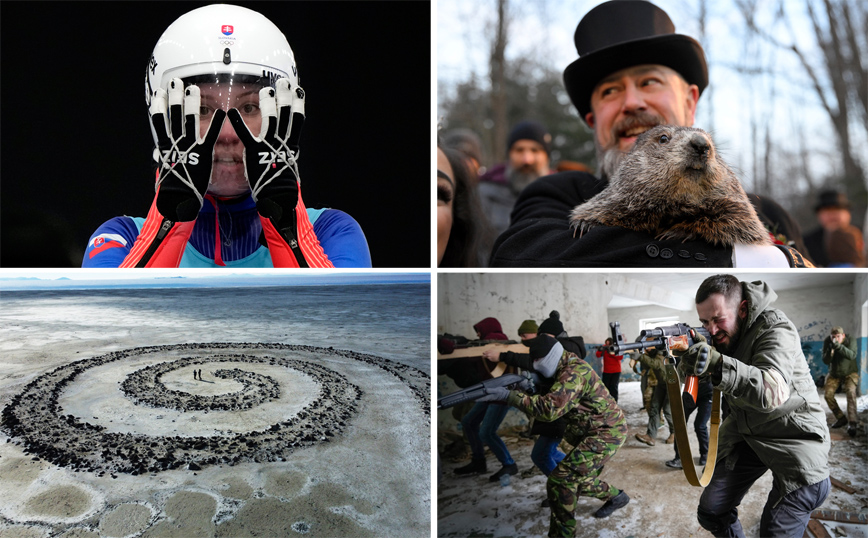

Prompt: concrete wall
[775,281,859,379]
[437,273,614,434]
[857,273,868,394]
[438,273,612,342]
[606,304,698,381]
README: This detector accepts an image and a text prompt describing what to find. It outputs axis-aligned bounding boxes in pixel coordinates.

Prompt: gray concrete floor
[437,381,868,538]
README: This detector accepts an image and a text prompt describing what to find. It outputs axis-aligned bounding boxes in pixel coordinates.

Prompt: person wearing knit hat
[481,333,629,532]
[477,120,554,238]
[489,0,812,269]
[517,319,539,339]
[538,310,566,338]
[453,317,519,482]
[822,326,859,437]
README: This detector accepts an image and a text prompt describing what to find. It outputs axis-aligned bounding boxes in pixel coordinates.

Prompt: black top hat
[814,190,850,211]
[563,0,709,120]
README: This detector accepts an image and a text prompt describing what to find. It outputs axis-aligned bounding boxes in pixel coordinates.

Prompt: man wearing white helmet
[82,4,370,268]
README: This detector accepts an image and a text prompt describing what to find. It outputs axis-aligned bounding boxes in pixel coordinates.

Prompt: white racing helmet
[145,4,298,145]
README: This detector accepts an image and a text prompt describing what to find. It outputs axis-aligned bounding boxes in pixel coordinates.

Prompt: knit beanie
[831,327,844,335]
[538,310,565,337]
[507,120,552,155]
[518,319,539,336]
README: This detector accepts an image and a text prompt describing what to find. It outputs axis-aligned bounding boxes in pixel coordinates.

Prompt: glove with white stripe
[150,78,226,222]
[227,78,305,229]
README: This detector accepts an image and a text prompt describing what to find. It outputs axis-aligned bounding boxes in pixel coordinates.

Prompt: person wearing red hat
[489,0,810,268]
[453,317,520,482]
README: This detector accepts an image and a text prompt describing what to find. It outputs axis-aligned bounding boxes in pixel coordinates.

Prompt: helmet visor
[184,74,269,136]
[181,74,273,197]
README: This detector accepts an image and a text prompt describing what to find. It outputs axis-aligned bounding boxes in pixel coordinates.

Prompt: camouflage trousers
[546,423,627,537]
[824,373,859,424]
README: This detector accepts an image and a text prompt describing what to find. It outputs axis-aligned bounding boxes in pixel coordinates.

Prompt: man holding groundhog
[488,0,810,268]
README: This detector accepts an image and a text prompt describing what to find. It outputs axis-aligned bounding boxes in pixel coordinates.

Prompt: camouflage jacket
[507,350,625,445]
[637,351,667,380]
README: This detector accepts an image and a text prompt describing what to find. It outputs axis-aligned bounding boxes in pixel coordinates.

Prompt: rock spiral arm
[0,343,429,476]
[120,356,281,412]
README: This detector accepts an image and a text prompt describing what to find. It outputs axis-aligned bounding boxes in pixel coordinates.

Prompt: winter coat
[637,351,667,380]
[822,334,858,378]
[507,350,625,447]
[488,172,812,267]
[498,348,567,438]
[596,348,623,374]
[716,281,830,503]
[472,317,509,341]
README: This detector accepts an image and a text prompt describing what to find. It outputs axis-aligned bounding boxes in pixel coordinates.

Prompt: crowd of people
[438,275,856,537]
[436,0,865,269]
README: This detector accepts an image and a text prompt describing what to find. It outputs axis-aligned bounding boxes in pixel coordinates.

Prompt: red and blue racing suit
[83,193,370,268]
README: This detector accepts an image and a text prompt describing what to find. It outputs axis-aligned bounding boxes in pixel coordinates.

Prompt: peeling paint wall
[437,273,613,434]
[856,273,868,394]
[774,282,858,380]
[438,273,613,342]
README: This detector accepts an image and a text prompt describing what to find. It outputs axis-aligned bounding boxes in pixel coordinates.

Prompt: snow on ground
[437,380,868,538]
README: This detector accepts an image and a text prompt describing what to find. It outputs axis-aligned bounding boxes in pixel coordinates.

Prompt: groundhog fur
[570,125,771,247]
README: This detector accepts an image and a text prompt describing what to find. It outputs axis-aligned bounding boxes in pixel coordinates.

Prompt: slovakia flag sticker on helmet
[222,25,233,36]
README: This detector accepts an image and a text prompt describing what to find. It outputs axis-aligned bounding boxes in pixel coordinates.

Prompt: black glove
[678,333,722,377]
[227,78,305,229]
[150,78,226,221]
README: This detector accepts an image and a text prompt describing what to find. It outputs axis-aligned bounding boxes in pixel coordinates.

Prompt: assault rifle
[437,372,535,410]
[607,321,711,402]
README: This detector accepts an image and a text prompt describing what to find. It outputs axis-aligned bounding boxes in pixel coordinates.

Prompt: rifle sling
[664,364,721,487]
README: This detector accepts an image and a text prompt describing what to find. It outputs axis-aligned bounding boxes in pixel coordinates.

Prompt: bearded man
[477,120,553,237]
[679,274,830,537]
[488,0,809,267]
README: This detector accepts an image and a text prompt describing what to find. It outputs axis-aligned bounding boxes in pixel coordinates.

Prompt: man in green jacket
[678,275,830,537]
[822,326,859,437]
[479,334,628,537]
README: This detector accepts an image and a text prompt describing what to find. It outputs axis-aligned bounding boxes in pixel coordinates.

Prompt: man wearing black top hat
[488,0,810,268]
[802,190,866,267]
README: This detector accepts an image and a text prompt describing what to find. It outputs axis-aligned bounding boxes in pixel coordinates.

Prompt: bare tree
[736,0,867,227]
[490,0,509,159]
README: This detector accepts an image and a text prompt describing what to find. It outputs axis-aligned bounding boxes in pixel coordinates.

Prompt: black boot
[830,416,848,429]
[488,463,518,482]
[665,457,682,469]
[593,490,630,518]
[454,458,487,475]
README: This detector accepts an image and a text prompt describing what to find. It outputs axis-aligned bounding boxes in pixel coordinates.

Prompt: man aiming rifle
[685,275,829,537]
[478,334,629,536]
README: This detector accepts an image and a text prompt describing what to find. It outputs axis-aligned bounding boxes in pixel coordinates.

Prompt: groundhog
[570,125,771,246]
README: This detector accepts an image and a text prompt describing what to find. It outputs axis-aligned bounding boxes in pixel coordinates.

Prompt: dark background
[1,1,431,268]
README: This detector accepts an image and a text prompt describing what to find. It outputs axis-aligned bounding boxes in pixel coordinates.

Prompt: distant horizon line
[0,272,430,291]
